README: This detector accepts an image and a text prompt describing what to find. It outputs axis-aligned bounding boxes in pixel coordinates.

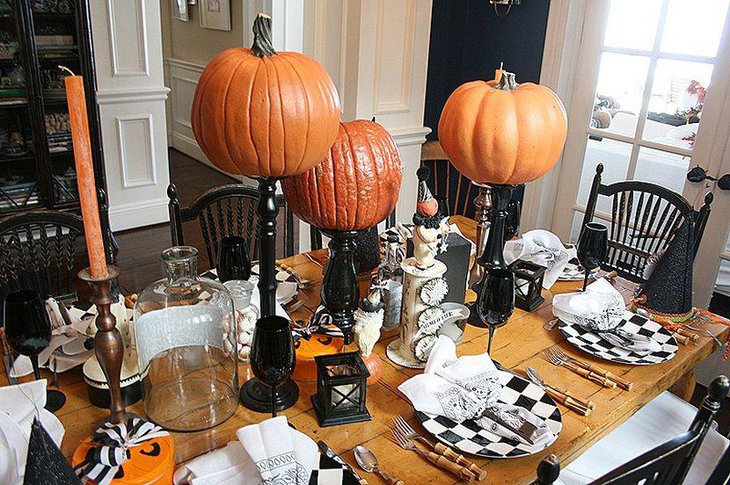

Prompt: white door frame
[525,0,730,307]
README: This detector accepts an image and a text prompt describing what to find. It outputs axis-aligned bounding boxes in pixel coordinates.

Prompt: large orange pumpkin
[438,71,567,185]
[191,14,341,178]
[282,120,402,231]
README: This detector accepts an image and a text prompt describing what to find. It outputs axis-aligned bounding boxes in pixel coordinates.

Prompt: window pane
[604,0,662,50]
[661,0,730,57]
[633,146,690,193]
[590,53,651,137]
[644,59,713,149]
[715,259,730,297]
[577,138,632,207]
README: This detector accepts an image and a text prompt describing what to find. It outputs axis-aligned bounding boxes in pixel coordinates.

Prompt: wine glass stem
[30,354,41,381]
[271,385,277,418]
[582,270,590,292]
[487,326,496,354]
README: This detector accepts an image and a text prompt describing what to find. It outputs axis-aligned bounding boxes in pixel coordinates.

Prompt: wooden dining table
[2,215,728,484]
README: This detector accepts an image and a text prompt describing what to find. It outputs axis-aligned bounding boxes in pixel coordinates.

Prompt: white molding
[108,197,169,231]
[390,126,432,146]
[106,0,150,77]
[116,114,157,188]
[96,86,170,104]
[372,0,416,115]
[165,58,205,72]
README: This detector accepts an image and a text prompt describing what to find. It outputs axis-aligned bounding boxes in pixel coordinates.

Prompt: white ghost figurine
[354,289,385,357]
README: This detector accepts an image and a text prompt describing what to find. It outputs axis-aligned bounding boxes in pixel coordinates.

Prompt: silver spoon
[354,445,404,485]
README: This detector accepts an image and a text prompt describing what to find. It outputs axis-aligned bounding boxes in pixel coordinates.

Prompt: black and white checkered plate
[558,311,678,365]
[416,371,562,458]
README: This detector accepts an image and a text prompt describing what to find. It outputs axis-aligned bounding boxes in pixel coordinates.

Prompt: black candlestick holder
[320,229,363,345]
[477,184,520,270]
[241,177,298,414]
[78,265,127,424]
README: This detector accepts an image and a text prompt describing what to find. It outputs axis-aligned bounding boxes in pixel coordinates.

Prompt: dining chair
[0,210,85,308]
[535,375,730,485]
[581,163,713,283]
[167,183,296,267]
[707,438,730,485]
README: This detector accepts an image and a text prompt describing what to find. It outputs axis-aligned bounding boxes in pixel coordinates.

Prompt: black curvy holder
[477,184,520,270]
[240,177,298,414]
[320,229,362,345]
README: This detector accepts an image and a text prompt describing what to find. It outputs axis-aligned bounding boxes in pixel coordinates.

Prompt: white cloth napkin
[399,336,554,446]
[173,416,319,485]
[553,279,662,355]
[504,230,577,289]
[0,380,65,484]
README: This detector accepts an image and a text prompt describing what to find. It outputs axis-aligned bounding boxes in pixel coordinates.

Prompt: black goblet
[475,268,515,354]
[504,200,522,241]
[241,315,298,417]
[577,222,609,291]
[217,236,252,283]
[4,290,66,412]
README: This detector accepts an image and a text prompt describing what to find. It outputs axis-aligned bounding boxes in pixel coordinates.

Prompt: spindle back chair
[581,163,713,283]
[167,183,296,267]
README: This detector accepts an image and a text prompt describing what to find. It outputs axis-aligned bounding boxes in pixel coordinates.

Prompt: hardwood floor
[114,149,238,293]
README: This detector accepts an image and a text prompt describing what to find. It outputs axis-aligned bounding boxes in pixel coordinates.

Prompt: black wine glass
[248,315,297,417]
[475,268,515,354]
[217,236,251,283]
[4,290,66,412]
[504,200,521,240]
[577,222,609,291]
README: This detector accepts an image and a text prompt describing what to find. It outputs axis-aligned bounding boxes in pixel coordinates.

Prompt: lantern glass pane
[332,383,360,410]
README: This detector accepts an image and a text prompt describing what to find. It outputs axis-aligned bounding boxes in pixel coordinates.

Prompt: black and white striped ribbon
[74,417,168,485]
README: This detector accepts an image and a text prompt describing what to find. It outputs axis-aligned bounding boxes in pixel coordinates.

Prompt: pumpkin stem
[251,13,276,57]
[495,71,518,91]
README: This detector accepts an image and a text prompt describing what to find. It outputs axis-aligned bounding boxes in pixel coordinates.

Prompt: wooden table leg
[670,371,697,401]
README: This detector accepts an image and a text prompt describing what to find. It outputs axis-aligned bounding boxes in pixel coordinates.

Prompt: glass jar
[134,246,238,431]
[223,280,259,361]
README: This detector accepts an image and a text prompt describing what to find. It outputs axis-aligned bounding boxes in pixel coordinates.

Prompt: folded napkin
[504,230,577,288]
[0,380,65,484]
[553,279,662,355]
[399,336,554,447]
[173,416,319,485]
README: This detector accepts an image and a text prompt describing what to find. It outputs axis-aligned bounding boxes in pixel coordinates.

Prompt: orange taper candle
[63,68,107,278]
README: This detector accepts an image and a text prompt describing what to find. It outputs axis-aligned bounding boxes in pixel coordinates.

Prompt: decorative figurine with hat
[354,287,385,385]
[387,167,450,368]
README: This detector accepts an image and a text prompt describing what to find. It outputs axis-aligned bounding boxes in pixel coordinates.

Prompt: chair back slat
[582,164,712,283]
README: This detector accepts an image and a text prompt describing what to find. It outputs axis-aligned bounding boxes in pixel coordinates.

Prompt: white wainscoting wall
[89,0,171,231]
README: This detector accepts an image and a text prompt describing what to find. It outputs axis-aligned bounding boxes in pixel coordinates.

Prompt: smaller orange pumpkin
[282,120,402,231]
[438,71,567,185]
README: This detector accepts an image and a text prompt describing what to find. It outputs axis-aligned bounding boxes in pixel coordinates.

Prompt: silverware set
[545,346,633,391]
[391,415,486,481]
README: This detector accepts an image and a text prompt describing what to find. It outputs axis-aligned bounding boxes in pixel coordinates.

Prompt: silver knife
[481,406,537,445]
[317,440,368,485]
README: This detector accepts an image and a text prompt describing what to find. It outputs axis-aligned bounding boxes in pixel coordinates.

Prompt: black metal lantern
[311,352,371,427]
[510,260,545,312]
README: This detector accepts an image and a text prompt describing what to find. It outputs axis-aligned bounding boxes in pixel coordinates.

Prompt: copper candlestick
[78,265,126,424]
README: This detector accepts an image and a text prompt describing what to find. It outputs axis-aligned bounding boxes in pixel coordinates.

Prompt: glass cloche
[134,246,238,431]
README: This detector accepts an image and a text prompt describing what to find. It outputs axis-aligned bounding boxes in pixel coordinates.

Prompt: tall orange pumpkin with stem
[438,71,567,185]
[191,14,341,415]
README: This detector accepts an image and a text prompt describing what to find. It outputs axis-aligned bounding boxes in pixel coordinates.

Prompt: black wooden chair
[167,183,296,267]
[581,163,713,283]
[0,210,85,308]
[535,375,730,485]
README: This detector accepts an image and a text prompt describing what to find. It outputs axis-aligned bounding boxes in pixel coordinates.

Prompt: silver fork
[548,346,632,391]
[390,429,476,482]
[544,348,617,389]
[392,416,486,481]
